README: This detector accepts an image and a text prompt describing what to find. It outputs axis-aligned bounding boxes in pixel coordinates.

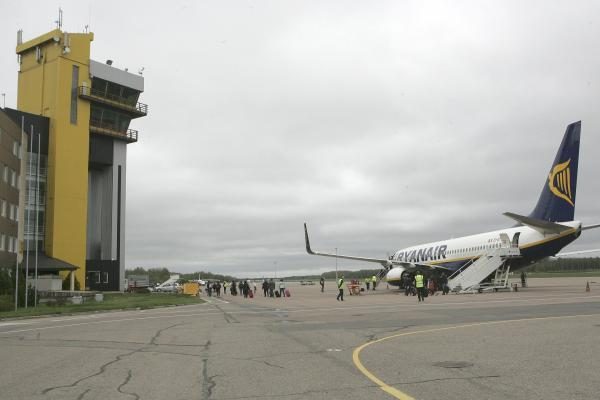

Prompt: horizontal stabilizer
[503,212,573,234]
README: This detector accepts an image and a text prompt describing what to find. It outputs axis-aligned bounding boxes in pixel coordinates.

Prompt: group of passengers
[262,279,287,298]
[402,271,450,297]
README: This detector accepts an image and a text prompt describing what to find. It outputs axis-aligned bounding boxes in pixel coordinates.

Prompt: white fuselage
[385,221,581,283]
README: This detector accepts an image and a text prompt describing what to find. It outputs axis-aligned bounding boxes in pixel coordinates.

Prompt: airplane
[304,121,600,287]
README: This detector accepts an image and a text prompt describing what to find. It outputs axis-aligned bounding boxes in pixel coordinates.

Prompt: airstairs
[447,233,521,293]
[375,266,390,287]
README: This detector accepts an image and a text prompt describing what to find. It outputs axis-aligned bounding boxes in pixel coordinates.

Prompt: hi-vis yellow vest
[338,279,344,289]
[415,275,424,288]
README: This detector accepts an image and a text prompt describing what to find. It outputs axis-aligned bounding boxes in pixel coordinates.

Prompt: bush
[62,274,81,290]
[0,294,13,312]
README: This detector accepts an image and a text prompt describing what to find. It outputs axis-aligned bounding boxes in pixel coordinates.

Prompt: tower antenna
[55,7,63,29]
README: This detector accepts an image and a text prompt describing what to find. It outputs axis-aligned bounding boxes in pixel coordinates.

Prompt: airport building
[13,28,147,291]
[0,110,25,268]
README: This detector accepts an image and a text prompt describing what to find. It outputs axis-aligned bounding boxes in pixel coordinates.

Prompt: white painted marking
[0,322,35,327]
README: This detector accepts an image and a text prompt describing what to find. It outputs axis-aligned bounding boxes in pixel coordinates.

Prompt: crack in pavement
[239,357,285,369]
[207,382,378,399]
[117,369,140,400]
[41,323,186,396]
[149,322,183,345]
[213,304,240,324]
[396,374,501,385]
[75,388,90,400]
[41,348,139,394]
[365,325,414,342]
[201,358,218,400]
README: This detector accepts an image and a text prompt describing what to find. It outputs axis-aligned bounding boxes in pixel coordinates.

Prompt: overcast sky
[1,1,599,277]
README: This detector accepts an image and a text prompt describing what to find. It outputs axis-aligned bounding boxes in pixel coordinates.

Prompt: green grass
[0,293,204,319]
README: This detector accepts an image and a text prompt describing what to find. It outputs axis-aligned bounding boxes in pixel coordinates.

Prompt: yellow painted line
[352,313,600,399]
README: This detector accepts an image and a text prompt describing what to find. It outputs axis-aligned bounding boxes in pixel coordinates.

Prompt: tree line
[125,267,237,285]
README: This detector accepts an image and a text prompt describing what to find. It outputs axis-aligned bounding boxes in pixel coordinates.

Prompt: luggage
[249,290,254,298]
[285,289,290,297]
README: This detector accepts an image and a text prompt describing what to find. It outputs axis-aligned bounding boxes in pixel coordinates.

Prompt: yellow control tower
[16,28,146,291]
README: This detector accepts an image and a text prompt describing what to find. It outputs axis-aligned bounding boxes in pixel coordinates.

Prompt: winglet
[304,223,315,255]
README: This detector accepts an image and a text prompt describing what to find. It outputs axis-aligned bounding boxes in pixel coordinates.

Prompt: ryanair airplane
[304,122,600,286]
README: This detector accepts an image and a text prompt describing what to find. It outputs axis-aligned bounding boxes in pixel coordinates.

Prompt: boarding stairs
[448,233,521,293]
[374,266,390,288]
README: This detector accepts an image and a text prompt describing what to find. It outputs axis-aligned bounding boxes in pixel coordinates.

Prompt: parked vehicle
[155,283,180,293]
[126,275,150,293]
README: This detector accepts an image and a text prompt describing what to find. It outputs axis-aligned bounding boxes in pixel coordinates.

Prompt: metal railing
[78,86,148,115]
[89,121,138,142]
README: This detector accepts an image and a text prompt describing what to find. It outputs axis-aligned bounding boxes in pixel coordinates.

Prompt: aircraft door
[511,232,521,248]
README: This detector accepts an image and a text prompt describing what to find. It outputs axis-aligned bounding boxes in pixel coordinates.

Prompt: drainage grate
[433,361,474,369]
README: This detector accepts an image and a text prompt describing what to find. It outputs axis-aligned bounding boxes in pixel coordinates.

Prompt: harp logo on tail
[548,159,574,206]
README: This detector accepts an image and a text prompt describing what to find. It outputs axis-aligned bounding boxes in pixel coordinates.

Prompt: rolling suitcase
[285,289,290,297]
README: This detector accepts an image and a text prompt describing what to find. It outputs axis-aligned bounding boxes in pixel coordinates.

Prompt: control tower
[16,28,147,290]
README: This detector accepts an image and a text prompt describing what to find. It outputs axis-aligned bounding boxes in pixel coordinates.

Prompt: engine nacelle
[384,266,406,284]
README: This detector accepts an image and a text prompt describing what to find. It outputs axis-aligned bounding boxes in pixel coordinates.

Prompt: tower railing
[78,86,148,116]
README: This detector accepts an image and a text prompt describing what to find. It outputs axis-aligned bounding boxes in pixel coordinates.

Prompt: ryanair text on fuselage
[396,245,447,262]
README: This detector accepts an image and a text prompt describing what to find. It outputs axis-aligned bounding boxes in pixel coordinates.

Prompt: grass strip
[0,293,204,319]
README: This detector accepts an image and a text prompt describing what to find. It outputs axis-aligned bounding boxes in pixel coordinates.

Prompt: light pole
[335,247,338,282]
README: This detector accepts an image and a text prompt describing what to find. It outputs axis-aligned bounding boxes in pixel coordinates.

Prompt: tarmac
[1,277,599,399]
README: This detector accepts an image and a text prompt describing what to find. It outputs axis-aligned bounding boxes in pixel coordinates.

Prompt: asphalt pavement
[1,277,599,400]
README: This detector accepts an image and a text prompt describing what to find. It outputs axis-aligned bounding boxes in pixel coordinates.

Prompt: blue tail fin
[529,122,581,222]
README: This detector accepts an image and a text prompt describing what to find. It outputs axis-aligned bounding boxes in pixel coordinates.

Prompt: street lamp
[335,247,338,282]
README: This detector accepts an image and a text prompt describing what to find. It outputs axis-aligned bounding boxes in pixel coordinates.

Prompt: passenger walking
[231,281,237,296]
[223,281,228,295]
[521,271,527,288]
[269,279,275,297]
[253,281,257,295]
[216,281,221,297]
[372,275,377,290]
[414,271,425,302]
[207,281,212,297]
[364,277,370,291]
[263,280,269,297]
[440,272,449,295]
[279,279,286,298]
[320,276,325,292]
[336,275,345,301]
[403,274,411,295]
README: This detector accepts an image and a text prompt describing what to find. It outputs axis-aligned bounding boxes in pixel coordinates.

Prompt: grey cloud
[1,1,599,276]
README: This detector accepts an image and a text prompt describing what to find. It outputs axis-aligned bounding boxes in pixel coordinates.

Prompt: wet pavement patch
[433,361,474,369]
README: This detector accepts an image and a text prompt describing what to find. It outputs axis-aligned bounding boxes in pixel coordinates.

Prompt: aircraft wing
[304,223,449,270]
[582,223,600,231]
[554,249,600,257]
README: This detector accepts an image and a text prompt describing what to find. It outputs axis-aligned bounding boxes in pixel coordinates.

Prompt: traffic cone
[586,281,590,292]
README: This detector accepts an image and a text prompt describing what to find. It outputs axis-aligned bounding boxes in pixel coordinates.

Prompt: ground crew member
[364,277,370,291]
[415,271,425,302]
[337,275,345,301]
[372,275,377,290]
[521,271,527,288]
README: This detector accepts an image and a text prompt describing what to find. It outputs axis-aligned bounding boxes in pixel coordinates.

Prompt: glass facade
[24,153,47,251]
